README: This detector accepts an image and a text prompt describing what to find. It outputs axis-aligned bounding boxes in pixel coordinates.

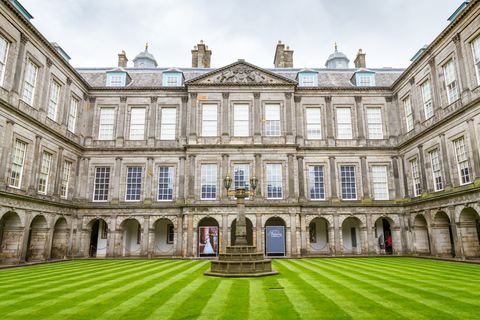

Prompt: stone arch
[0,211,23,263]
[433,211,455,257]
[26,215,49,261]
[262,214,291,228]
[231,218,254,246]
[194,215,221,229]
[341,216,363,254]
[154,218,175,256]
[51,217,68,259]
[85,218,109,258]
[119,218,141,257]
[412,213,430,255]
[458,207,480,258]
[198,217,219,257]
[306,214,333,227]
[308,217,330,254]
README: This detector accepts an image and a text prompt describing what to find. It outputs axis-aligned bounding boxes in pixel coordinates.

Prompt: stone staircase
[204,246,278,277]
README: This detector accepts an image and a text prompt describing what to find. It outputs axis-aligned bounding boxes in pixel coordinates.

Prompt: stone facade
[1,0,480,264]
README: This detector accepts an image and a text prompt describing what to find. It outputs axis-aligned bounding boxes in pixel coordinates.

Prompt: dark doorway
[351,227,357,248]
[476,219,480,246]
[231,218,253,246]
[382,218,392,254]
[90,220,99,257]
[448,224,455,258]
[25,228,33,261]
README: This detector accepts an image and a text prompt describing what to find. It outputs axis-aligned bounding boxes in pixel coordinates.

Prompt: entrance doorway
[89,219,108,258]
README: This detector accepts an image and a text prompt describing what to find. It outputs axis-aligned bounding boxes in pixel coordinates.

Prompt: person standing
[378,233,385,254]
[387,235,393,254]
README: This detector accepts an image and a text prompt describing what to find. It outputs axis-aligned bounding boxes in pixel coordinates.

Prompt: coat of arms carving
[214,66,268,84]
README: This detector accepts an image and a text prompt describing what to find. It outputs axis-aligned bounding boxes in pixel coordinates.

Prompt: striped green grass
[1,258,479,319]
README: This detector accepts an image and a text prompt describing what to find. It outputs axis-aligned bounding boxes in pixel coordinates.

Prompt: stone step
[209,259,277,275]
[226,246,257,254]
[218,252,265,261]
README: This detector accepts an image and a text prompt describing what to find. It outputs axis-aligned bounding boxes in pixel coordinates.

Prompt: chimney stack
[191,40,212,68]
[118,50,128,68]
[354,49,366,68]
[274,41,294,68]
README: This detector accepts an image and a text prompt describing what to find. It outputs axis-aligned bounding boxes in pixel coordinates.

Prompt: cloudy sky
[19,0,462,69]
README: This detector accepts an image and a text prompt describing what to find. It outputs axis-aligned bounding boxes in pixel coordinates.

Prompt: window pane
[372,165,388,200]
[411,159,421,196]
[126,167,142,201]
[68,97,78,132]
[0,35,9,85]
[22,60,38,105]
[306,108,321,139]
[130,108,146,140]
[201,164,217,199]
[61,161,71,198]
[38,152,52,194]
[94,167,110,201]
[309,166,325,200]
[340,166,356,200]
[234,104,249,136]
[404,97,413,132]
[9,140,27,188]
[202,104,217,136]
[161,108,176,140]
[429,150,443,191]
[99,108,115,140]
[337,108,352,139]
[265,104,280,136]
[47,81,60,121]
[267,164,282,199]
[454,137,471,184]
[366,107,382,139]
[158,166,174,200]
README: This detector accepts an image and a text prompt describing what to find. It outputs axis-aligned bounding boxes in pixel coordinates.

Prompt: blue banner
[266,226,285,255]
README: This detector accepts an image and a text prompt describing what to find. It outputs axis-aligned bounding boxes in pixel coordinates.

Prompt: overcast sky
[19,0,462,69]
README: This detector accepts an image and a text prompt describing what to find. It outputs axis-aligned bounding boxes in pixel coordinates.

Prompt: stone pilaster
[107,215,117,258]
[297,156,306,201]
[333,213,340,254]
[186,213,194,257]
[254,154,262,196]
[287,154,295,201]
[178,156,186,203]
[222,213,228,251]
[360,156,369,200]
[222,92,229,143]
[84,97,96,146]
[294,96,304,145]
[61,77,73,127]
[467,119,480,180]
[386,96,398,144]
[290,212,298,257]
[452,33,470,102]
[180,96,188,146]
[299,212,307,256]
[253,92,261,144]
[221,154,229,202]
[0,120,15,190]
[325,96,334,146]
[52,146,64,199]
[142,216,150,258]
[285,92,294,143]
[417,144,428,194]
[256,212,262,252]
[399,213,408,254]
[115,96,127,147]
[428,57,442,116]
[27,134,43,195]
[188,93,197,143]
[39,58,53,115]
[111,157,122,204]
[355,96,365,145]
[439,133,452,189]
[366,213,374,254]
[144,157,154,204]
[187,155,196,202]
[391,156,401,199]
[148,96,157,146]
[329,156,338,201]
[19,211,32,262]
[12,33,28,95]
[176,212,184,256]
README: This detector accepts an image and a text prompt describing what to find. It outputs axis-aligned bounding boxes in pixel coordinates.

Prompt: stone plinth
[204,245,278,277]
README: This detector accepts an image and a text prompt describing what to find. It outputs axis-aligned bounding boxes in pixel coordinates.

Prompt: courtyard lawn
[0,258,479,319]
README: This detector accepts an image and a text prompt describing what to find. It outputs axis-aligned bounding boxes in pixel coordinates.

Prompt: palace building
[1,0,480,263]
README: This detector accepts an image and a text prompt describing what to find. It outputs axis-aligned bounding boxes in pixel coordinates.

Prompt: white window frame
[410,159,421,197]
[109,75,122,86]
[38,151,52,194]
[340,166,357,200]
[60,161,71,199]
[130,108,146,140]
[165,75,178,86]
[234,164,250,199]
[125,167,142,201]
[68,97,78,132]
[429,149,443,192]
[454,137,471,185]
[234,104,249,137]
[266,164,282,199]
[302,75,314,86]
[158,166,174,201]
[22,60,38,105]
[421,80,434,120]
[309,165,325,200]
[472,36,480,85]
[306,107,322,139]
[47,81,61,121]
[93,167,110,202]
[403,96,413,132]
[359,76,372,86]
[98,108,115,140]
[372,165,388,200]
[366,107,383,139]
[160,108,176,140]
[265,104,281,136]
[202,104,217,137]
[9,140,27,189]
[0,34,10,86]
[201,164,217,200]
[443,60,458,104]
[337,107,352,139]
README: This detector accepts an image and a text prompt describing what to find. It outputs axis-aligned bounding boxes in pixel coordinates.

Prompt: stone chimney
[118,50,128,68]
[274,41,294,68]
[191,40,212,68]
[354,49,366,68]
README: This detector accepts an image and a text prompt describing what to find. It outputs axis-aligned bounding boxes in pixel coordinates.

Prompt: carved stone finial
[20,33,29,44]
[222,92,230,99]
[120,96,127,102]
[285,92,292,99]
[46,58,53,68]
[294,96,301,103]
[150,96,158,103]
[409,77,415,85]
[66,77,72,86]
[452,33,461,44]
[181,96,189,103]
[354,96,362,103]
[253,92,261,99]
[89,97,96,103]
[325,96,332,103]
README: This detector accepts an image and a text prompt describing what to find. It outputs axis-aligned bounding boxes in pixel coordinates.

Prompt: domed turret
[325,43,349,69]
[133,43,158,68]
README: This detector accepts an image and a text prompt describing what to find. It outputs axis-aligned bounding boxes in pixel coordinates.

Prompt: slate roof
[76,65,404,88]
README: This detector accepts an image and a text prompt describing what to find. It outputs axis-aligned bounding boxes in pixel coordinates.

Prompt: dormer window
[359,76,371,86]
[352,70,375,87]
[106,69,130,87]
[302,76,314,86]
[297,69,317,87]
[166,76,179,86]
[110,75,122,86]
[163,69,183,87]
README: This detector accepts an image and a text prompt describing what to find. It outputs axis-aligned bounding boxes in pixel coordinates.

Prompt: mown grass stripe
[274,260,351,319]
[340,258,480,293]
[261,273,302,319]
[276,260,379,319]
[197,280,233,320]
[248,280,272,320]
[289,259,442,319]
[308,259,476,318]
[223,279,249,320]
[145,276,208,320]
[328,259,480,302]
[2,260,174,316]
[276,278,319,319]
[98,261,209,320]
[47,261,195,320]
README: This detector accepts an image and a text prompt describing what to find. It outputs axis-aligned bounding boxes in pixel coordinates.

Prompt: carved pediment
[186,61,297,86]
